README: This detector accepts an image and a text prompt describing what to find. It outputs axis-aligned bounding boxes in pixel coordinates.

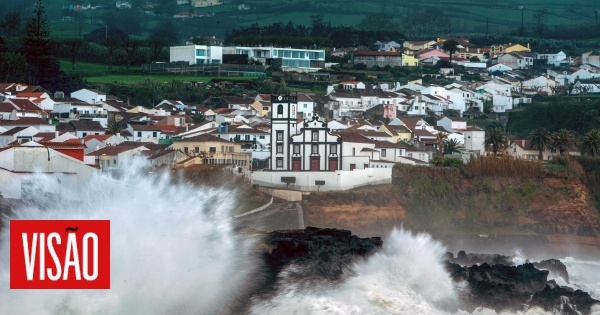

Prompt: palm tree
[581,129,600,157]
[485,127,507,155]
[443,138,466,155]
[107,120,126,136]
[551,129,577,155]
[436,132,449,157]
[441,39,459,62]
[529,127,551,160]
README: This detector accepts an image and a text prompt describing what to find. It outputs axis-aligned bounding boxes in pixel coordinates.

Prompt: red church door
[328,159,338,171]
[310,157,320,171]
[292,159,301,171]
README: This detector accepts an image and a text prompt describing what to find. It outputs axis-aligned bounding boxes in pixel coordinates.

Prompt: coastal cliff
[303,157,600,238]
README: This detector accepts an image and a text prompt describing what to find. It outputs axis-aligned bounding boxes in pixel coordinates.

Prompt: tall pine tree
[22,0,59,86]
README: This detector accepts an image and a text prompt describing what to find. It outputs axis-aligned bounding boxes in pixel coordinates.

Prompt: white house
[0,142,96,199]
[128,124,163,143]
[463,126,485,155]
[522,75,554,95]
[14,92,55,111]
[297,94,315,119]
[537,51,567,67]
[83,134,124,154]
[437,117,467,132]
[375,40,402,51]
[488,63,512,73]
[0,126,39,148]
[71,89,107,104]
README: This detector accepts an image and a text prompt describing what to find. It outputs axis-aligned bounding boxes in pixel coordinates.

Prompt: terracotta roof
[130,124,161,131]
[176,134,233,143]
[354,51,400,56]
[37,141,86,149]
[84,134,113,142]
[8,99,44,112]
[0,102,16,112]
[86,145,141,156]
[339,132,375,144]
[16,92,45,98]
[0,117,50,126]
[156,125,178,133]
[413,129,435,137]
[70,120,105,131]
[1,126,28,135]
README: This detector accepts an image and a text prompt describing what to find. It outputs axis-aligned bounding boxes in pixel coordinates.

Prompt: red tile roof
[84,134,113,142]
[0,117,50,126]
[354,51,401,56]
[86,145,141,156]
[38,141,86,149]
[155,125,178,133]
[176,134,233,143]
[7,99,44,112]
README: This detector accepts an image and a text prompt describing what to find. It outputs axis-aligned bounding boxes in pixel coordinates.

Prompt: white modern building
[224,46,325,71]
[170,45,224,65]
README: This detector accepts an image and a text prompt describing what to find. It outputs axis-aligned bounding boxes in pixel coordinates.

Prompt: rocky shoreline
[256,227,600,315]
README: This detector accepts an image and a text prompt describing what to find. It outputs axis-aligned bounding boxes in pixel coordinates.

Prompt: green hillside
[1,0,598,41]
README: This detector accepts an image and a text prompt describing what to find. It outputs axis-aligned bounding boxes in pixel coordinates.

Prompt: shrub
[464,156,544,179]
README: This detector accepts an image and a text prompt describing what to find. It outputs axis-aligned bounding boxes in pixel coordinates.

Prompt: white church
[252,95,391,191]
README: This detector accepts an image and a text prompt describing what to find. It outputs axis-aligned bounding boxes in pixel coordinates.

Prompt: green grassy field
[60,59,260,84]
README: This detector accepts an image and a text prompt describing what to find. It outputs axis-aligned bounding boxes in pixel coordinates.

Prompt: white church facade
[253,95,391,191]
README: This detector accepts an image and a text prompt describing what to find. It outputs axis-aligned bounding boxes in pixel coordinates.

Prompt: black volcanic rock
[446,260,599,314]
[261,226,382,284]
[449,250,514,266]
[530,282,598,314]
[534,259,570,283]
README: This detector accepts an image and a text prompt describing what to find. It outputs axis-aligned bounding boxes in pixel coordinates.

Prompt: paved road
[234,197,304,231]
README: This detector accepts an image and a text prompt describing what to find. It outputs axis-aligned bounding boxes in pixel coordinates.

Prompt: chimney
[225,124,229,132]
[521,139,525,147]
[55,131,59,138]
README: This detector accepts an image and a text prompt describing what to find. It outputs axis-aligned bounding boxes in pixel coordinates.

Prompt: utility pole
[520,6,524,36]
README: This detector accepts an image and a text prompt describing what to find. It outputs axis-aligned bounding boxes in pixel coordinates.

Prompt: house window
[184,147,189,153]
[312,144,319,154]
[113,160,116,165]
[153,132,157,137]
[82,132,87,137]
[352,148,356,156]
[245,135,250,140]
[381,149,387,157]
[276,144,283,154]
[194,147,199,153]
[276,131,283,141]
[209,147,216,153]
[312,131,318,141]
[137,131,142,137]
[276,157,283,169]
[259,136,265,139]
[277,105,283,115]
[330,144,337,154]
[293,144,300,154]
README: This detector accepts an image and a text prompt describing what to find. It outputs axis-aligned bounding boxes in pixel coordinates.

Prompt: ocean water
[0,166,255,314]
[1,167,600,315]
